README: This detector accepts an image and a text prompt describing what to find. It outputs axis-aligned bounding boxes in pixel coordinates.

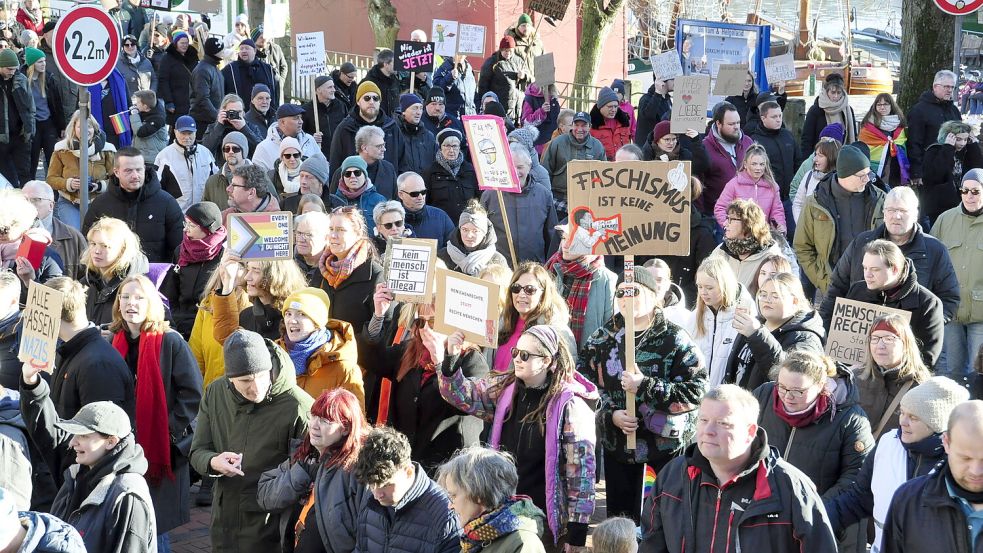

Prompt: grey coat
[540,133,607,202]
[190,56,225,123]
[116,54,157,99]
[480,179,558,265]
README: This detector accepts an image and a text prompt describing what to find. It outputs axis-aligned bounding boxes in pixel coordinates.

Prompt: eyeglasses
[615,286,638,298]
[343,169,363,178]
[961,188,982,196]
[756,291,782,302]
[401,189,427,198]
[870,335,899,345]
[510,347,549,362]
[281,152,302,159]
[884,207,909,216]
[854,171,872,183]
[776,384,809,399]
[222,145,242,154]
[371,143,387,149]
[228,184,250,190]
[441,143,461,149]
[509,284,540,295]
[294,230,314,240]
[361,95,380,102]
[25,197,52,204]
[381,220,404,230]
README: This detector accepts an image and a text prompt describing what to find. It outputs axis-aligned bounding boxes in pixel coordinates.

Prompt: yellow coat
[277,319,365,410]
[189,295,229,388]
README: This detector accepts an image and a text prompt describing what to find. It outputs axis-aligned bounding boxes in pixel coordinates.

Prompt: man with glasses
[24,180,85,278]
[116,34,156,99]
[201,94,263,160]
[907,69,963,186]
[204,131,275,204]
[795,144,885,295]
[222,163,281,221]
[420,87,464,143]
[302,75,346,160]
[252,103,322,170]
[360,49,402,117]
[329,80,402,178]
[331,61,359,113]
[293,211,331,283]
[396,172,454,248]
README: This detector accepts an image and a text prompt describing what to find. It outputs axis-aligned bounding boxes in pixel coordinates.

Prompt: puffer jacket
[540,133,607,203]
[156,43,198,120]
[932,205,983,324]
[189,55,225,124]
[276,319,365,407]
[794,173,885,292]
[189,339,314,553]
[905,89,963,180]
[432,57,476,117]
[154,142,218,211]
[641,428,838,553]
[724,309,826,390]
[423,157,479,223]
[753,367,875,498]
[686,284,756,388]
[47,140,116,204]
[579,310,707,466]
[15,510,87,553]
[396,117,437,175]
[328,107,401,176]
[713,171,786,230]
[189,294,235,389]
[481,179,558,265]
[700,129,755,213]
[589,105,632,161]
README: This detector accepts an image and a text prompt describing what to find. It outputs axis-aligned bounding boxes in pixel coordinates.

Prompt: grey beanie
[836,145,870,178]
[224,329,273,377]
[963,168,983,185]
[300,155,330,185]
[596,86,619,109]
[222,131,249,155]
[508,126,539,156]
[616,265,660,296]
[899,376,970,433]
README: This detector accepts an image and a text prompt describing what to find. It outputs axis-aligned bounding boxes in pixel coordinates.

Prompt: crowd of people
[0,3,982,553]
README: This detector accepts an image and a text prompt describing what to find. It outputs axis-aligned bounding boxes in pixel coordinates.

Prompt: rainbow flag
[643,464,657,497]
[108,111,130,136]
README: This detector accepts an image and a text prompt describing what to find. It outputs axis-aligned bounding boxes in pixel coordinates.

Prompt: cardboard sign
[764,53,796,84]
[383,238,438,303]
[394,40,436,73]
[18,281,63,373]
[825,298,912,366]
[534,53,555,86]
[138,0,170,10]
[462,115,521,193]
[296,32,327,77]
[649,50,684,82]
[432,19,459,59]
[227,211,293,260]
[713,63,749,95]
[529,0,571,20]
[434,268,501,347]
[457,24,486,56]
[188,0,220,13]
[670,74,710,133]
[565,160,692,256]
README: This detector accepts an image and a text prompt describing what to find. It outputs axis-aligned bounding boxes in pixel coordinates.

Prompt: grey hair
[19,29,37,46]
[884,186,919,211]
[221,94,244,109]
[0,189,38,231]
[963,168,983,186]
[509,143,531,165]
[935,70,958,84]
[22,180,54,200]
[355,126,385,154]
[295,211,330,234]
[702,384,760,423]
[373,200,405,224]
[437,446,518,509]
[396,171,424,191]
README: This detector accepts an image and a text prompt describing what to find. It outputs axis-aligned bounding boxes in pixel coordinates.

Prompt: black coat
[328,107,402,181]
[156,43,198,121]
[724,89,757,128]
[302,98,347,159]
[222,59,278,109]
[189,55,224,123]
[245,106,275,138]
[725,309,826,390]
[81,168,184,264]
[80,253,149,326]
[0,314,20,390]
[641,133,710,179]
[360,64,402,117]
[50,327,134,425]
[800,97,857,156]
[920,142,983,223]
[633,85,672,147]
[422,158,479,223]
[165,251,222,339]
[905,90,963,180]
[331,69,357,113]
[749,125,802,199]
[396,118,437,175]
[826,223,961,322]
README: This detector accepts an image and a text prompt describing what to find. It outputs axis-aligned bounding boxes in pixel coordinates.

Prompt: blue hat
[611,79,626,95]
[239,38,257,50]
[175,115,196,132]
[276,103,305,118]
[399,93,423,113]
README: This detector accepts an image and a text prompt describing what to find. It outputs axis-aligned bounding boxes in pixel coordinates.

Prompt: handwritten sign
[565,160,691,256]
[670,74,710,133]
[529,0,571,20]
[764,53,796,84]
[434,268,501,347]
[263,2,288,38]
[457,24,486,56]
[18,281,63,373]
[296,32,327,77]
[462,115,521,193]
[395,40,436,73]
[139,0,170,10]
[383,238,438,303]
[432,19,459,59]
[713,63,749,95]
[534,53,555,86]
[825,298,912,366]
[650,50,684,82]
[227,211,293,260]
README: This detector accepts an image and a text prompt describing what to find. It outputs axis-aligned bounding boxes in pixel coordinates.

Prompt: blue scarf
[287,329,331,376]
[88,68,132,147]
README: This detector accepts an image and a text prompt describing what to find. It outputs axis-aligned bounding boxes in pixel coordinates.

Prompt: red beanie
[652,120,672,144]
[499,36,516,49]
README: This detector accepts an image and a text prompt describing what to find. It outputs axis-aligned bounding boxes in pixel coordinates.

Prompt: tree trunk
[573,0,627,110]
[898,0,953,112]
[367,0,400,49]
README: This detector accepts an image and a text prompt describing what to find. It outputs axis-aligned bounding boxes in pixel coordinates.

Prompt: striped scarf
[546,252,601,344]
[860,122,910,183]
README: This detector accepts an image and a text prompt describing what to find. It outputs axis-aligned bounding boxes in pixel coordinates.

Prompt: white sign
[51,7,121,86]
[263,1,288,38]
[457,24,486,56]
[383,238,438,303]
[432,19,459,59]
[296,32,327,77]
[764,53,796,84]
[650,50,684,82]
[434,268,501,347]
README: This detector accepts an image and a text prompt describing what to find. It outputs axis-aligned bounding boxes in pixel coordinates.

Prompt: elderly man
[203,132,257,205]
[280,155,332,214]
[397,172,454,248]
[641,384,837,552]
[222,38,278,109]
[360,49,401,116]
[907,70,962,185]
[541,111,606,218]
[252,103,322,170]
[155,115,218,211]
[23,181,84,278]
[222,164,281,222]
[329,82,401,179]
[396,93,437,175]
[293,211,330,284]
[302,76,347,159]
[201,94,263,159]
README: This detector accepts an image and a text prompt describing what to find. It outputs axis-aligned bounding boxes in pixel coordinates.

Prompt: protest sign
[713,63,749,95]
[394,40,436,72]
[138,0,169,10]
[296,32,327,76]
[382,238,438,303]
[825,298,912,366]
[188,0,220,12]
[462,115,521,193]
[227,211,293,260]
[529,0,571,20]
[18,281,63,372]
[670,74,710,133]
[649,50,684,82]
[457,24,486,56]
[764,53,796,84]
[534,53,555,86]
[434,268,501,347]
[432,19,459,58]
[565,160,691,256]
[263,2,288,38]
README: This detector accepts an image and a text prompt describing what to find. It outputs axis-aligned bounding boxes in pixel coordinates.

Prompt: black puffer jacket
[422,157,479,223]
[156,43,198,122]
[749,125,802,199]
[725,309,826,390]
[396,117,437,175]
[633,85,671,147]
[753,367,875,498]
[905,90,963,180]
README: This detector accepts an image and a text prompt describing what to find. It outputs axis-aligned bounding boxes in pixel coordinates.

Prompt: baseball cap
[54,401,132,437]
[573,111,590,124]
[175,115,197,133]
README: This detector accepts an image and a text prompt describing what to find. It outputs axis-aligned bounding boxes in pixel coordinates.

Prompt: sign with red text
[18,282,63,373]
[395,40,436,73]
[434,268,501,347]
[825,298,911,366]
[462,115,521,193]
[670,74,710,133]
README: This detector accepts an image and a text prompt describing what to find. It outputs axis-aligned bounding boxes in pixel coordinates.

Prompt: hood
[18,511,86,553]
[506,496,546,538]
[829,361,861,408]
[308,319,360,375]
[268,338,301,398]
[69,434,150,502]
[0,389,25,431]
[589,104,631,128]
[663,282,685,308]
[525,83,545,98]
[734,171,777,189]
[564,370,600,402]
[773,309,826,343]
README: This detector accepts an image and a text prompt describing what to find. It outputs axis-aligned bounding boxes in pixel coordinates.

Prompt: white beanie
[900,376,970,433]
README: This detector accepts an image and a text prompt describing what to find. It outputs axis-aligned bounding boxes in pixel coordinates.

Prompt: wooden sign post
[623,257,637,449]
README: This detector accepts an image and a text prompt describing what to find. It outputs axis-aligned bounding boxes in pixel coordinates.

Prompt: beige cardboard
[825,298,912,366]
[382,238,439,303]
[713,63,749,96]
[670,74,710,133]
[534,53,555,86]
[18,281,64,373]
[434,268,501,347]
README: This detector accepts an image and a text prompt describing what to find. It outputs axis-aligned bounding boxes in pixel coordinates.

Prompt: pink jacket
[714,171,787,231]
[619,100,637,140]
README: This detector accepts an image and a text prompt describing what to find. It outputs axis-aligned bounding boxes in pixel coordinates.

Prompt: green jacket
[932,205,983,324]
[190,339,313,553]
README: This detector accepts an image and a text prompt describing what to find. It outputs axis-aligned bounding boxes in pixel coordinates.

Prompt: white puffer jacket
[686,283,757,387]
[154,143,217,211]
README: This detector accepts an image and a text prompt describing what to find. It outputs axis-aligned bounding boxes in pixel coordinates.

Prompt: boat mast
[796,0,810,59]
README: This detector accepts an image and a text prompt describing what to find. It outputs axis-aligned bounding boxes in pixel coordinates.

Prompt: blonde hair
[694,257,741,337]
[592,517,637,553]
[109,275,170,334]
[81,218,143,278]
[859,313,930,384]
[45,277,88,323]
[776,350,835,384]
[65,110,101,145]
[758,272,809,318]
[478,264,513,313]
[739,143,778,188]
[726,199,772,245]
[245,259,308,311]
[26,61,45,97]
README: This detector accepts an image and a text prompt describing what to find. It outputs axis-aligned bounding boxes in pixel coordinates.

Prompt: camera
[225,109,240,121]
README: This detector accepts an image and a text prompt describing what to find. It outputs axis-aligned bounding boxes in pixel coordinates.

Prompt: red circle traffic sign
[52,6,121,86]
[933,0,983,15]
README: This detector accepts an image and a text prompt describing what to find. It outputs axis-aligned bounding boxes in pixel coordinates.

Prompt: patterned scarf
[723,236,768,258]
[287,328,330,376]
[177,226,226,266]
[460,497,531,553]
[817,89,857,144]
[435,149,464,178]
[859,122,909,183]
[319,239,372,288]
[545,251,600,344]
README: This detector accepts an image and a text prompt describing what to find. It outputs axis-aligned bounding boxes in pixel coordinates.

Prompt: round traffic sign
[933,0,983,15]
[51,6,121,86]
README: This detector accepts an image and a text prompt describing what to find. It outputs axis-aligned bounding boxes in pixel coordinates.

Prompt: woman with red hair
[258,388,368,551]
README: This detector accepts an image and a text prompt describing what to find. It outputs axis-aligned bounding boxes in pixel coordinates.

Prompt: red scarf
[545,252,601,343]
[177,227,227,267]
[772,386,831,428]
[112,331,173,485]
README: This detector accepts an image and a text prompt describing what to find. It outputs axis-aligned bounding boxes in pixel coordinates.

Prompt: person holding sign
[438,199,508,276]
[437,324,598,552]
[634,78,673,149]
[302,76,347,160]
[578,266,706,524]
[546,223,616,347]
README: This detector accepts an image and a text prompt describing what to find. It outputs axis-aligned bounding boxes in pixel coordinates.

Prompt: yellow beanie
[282,287,331,328]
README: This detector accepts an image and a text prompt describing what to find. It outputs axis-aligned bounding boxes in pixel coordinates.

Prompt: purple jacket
[701,131,754,213]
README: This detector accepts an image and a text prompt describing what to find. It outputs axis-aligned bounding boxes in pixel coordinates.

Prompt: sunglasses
[362,95,380,102]
[222,145,242,154]
[510,347,549,362]
[413,317,436,329]
[124,42,137,47]
[402,189,427,198]
[281,152,302,159]
[510,284,540,295]
[382,220,404,230]
[343,169,363,178]
[961,188,982,196]
[615,286,639,298]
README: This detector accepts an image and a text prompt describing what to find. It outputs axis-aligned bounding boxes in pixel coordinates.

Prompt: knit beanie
[499,36,516,50]
[282,287,331,328]
[899,376,970,433]
[836,145,870,177]
[300,155,330,185]
[399,93,423,113]
[250,25,264,42]
[224,329,273,377]
[314,75,331,89]
[524,324,561,358]
[963,168,983,186]
[819,122,845,143]
[204,36,224,57]
[508,126,539,155]
[0,49,18,68]
[239,38,257,50]
[23,47,44,67]
[341,155,368,173]
[436,127,463,146]
[596,86,619,109]
[426,87,446,104]
[611,79,626,96]
[356,80,382,101]
[279,136,302,156]
[171,30,190,45]
[481,91,500,105]
[222,131,249,154]
[185,201,223,233]
[251,83,271,101]
[652,120,672,144]
[459,207,489,231]
[517,13,533,26]
[870,318,902,338]
[617,265,660,296]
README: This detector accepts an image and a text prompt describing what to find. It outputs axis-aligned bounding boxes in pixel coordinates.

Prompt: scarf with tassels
[460,497,536,553]
[545,251,601,344]
[859,122,909,183]
[319,239,372,288]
